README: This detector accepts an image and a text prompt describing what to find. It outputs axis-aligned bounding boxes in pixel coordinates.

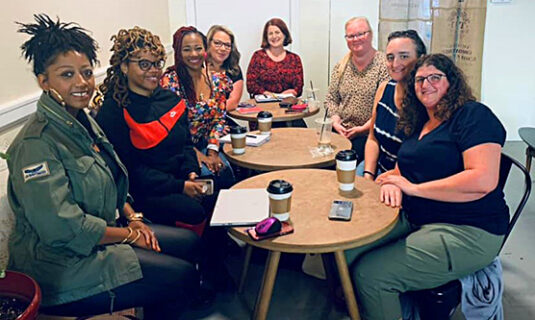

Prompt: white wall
[328,1,379,75]
[481,0,535,140]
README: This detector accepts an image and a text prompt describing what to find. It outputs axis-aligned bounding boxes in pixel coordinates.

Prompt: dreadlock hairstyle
[17,13,98,76]
[397,54,475,136]
[170,26,211,107]
[206,25,241,78]
[99,27,166,108]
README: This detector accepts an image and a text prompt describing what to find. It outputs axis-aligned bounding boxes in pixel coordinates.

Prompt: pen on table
[246,134,257,138]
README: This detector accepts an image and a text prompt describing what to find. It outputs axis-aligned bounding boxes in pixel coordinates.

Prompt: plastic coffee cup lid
[230,126,247,134]
[336,150,357,161]
[257,111,273,118]
[267,179,293,194]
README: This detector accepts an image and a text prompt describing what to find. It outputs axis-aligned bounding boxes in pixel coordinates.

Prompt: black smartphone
[328,200,353,221]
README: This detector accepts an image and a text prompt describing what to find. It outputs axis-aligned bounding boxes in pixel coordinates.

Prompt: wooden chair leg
[238,244,253,293]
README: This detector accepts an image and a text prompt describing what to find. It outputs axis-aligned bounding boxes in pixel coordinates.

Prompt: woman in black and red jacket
[96,27,206,226]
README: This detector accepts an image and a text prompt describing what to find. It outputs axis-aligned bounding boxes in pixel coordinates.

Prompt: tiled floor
[181,141,535,320]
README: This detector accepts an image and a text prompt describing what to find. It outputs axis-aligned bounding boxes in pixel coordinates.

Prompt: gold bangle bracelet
[128,230,142,245]
[120,227,133,244]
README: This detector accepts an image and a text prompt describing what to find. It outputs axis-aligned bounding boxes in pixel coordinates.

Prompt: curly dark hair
[398,54,475,136]
[169,26,211,107]
[99,27,165,107]
[17,13,98,76]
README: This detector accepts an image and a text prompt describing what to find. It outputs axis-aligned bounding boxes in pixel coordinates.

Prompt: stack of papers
[254,93,295,103]
[219,133,271,147]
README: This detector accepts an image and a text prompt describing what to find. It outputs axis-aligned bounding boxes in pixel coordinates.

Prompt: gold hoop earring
[47,88,66,107]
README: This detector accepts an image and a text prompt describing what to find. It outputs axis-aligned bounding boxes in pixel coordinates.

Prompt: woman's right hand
[183,180,204,201]
[332,122,347,136]
[363,172,375,181]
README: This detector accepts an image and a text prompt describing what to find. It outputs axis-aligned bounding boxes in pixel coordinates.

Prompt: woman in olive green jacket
[7,14,200,318]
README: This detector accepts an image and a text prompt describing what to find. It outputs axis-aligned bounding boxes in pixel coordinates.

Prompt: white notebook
[254,93,295,103]
[210,189,269,226]
[219,133,270,147]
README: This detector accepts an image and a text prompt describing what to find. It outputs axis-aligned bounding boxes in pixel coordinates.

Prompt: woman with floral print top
[161,26,235,189]
[161,69,230,148]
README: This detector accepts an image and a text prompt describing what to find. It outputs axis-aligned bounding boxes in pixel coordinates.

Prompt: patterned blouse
[325,51,389,128]
[246,49,304,97]
[160,69,232,149]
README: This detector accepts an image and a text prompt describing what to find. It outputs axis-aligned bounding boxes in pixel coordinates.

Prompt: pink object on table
[237,106,263,114]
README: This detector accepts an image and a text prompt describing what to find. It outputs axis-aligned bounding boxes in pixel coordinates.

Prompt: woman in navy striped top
[357,30,427,180]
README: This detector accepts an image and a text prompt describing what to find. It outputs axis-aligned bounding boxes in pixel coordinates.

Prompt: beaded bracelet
[121,227,134,244]
[363,170,376,178]
[128,230,142,245]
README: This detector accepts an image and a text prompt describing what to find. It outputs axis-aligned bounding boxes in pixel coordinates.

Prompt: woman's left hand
[380,184,403,208]
[128,220,161,252]
[207,151,225,174]
[377,175,417,196]
[345,126,365,140]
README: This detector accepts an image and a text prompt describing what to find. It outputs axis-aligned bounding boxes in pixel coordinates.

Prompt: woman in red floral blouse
[246,18,304,97]
[160,26,235,189]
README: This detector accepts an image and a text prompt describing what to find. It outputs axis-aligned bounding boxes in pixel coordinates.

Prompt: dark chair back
[413,152,532,320]
[499,153,532,250]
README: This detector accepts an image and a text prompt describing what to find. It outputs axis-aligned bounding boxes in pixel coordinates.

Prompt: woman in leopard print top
[325,17,389,162]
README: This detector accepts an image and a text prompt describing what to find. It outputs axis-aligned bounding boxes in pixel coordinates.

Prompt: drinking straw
[311,80,329,147]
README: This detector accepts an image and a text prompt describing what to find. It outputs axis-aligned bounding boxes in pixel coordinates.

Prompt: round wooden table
[222,128,351,171]
[519,127,535,172]
[230,169,399,320]
[229,99,320,123]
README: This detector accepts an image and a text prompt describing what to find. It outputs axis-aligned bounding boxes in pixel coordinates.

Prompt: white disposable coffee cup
[257,111,273,135]
[336,150,358,191]
[267,179,293,221]
[230,126,247,155]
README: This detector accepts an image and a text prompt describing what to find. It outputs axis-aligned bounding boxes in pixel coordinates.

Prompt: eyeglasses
[129,59,165,71]
[344,31,370,40]
[212,40,232,50]
[415,73,447,85]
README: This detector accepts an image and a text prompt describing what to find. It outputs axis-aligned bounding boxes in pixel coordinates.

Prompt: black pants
[41,225,200,319]
[139,193,207,225]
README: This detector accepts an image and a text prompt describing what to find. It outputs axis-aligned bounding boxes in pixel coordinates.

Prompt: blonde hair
[345,17,372,34]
